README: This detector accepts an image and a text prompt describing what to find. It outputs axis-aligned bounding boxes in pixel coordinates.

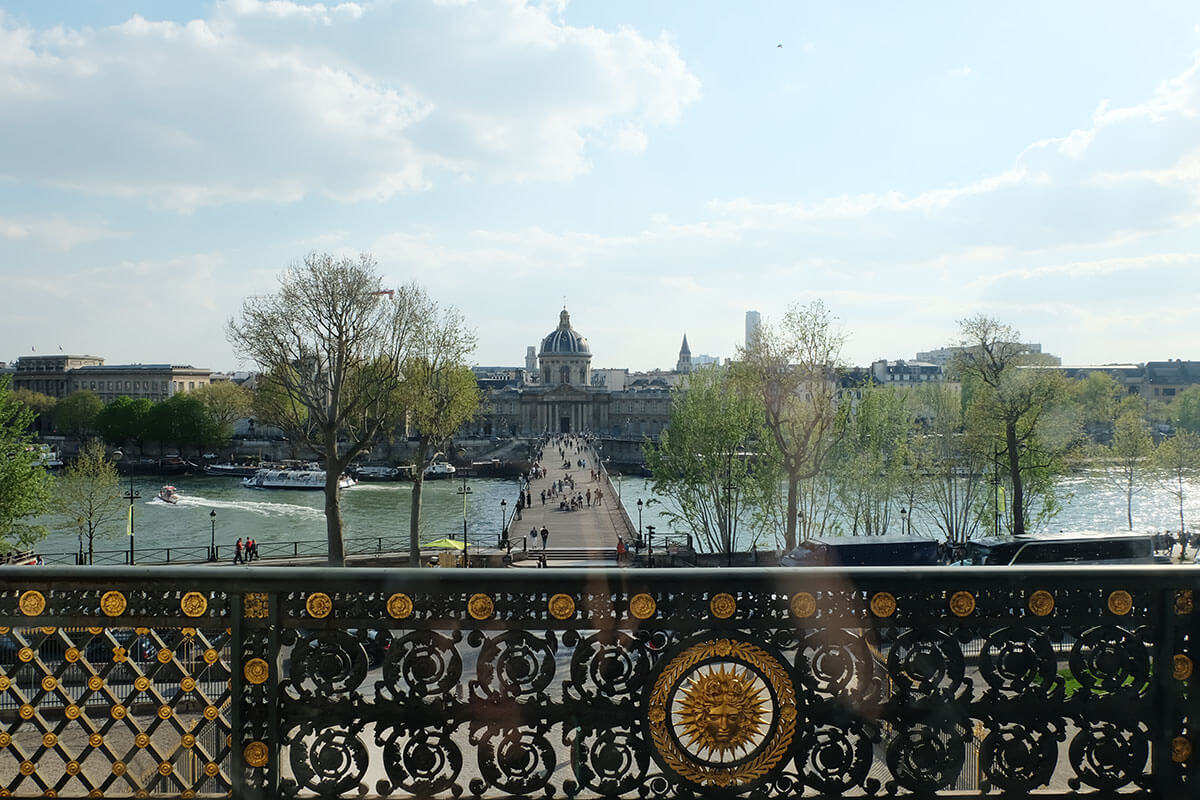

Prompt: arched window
[579,367,586,383]
[560,365,570,385]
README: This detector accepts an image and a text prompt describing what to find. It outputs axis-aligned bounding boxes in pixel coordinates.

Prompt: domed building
[475,307,682,441]
[539,308,592,388]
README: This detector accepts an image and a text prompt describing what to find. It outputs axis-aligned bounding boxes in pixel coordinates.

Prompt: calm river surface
[33,470,1200,562]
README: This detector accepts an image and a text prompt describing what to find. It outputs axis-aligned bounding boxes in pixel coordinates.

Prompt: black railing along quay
[1,564,1198,799]
[36,534,437,566]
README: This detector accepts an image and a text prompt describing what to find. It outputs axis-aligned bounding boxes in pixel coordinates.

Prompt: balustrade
[0,565,1197,798]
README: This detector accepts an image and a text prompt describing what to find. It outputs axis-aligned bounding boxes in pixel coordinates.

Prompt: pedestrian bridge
[0,564,1196,798]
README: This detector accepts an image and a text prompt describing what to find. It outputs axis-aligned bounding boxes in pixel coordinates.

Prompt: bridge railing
[1,565,1198,798]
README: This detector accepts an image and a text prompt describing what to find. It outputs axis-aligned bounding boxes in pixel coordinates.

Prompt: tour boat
[242,469,356,490]
[352,465,413,482]
[423,461,456,480]
[203,462,264,478]
[157,485,181,504]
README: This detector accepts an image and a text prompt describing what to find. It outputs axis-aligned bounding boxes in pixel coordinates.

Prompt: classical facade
[474,309,678,439]
[12,354,104,398]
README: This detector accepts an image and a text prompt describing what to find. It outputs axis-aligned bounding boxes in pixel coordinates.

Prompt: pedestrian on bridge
[540,525,549,550]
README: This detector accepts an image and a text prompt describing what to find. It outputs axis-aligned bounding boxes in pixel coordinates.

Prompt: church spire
[676,333,692,374]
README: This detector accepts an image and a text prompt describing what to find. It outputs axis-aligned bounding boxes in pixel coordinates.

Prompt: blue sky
[3,1,1199,372]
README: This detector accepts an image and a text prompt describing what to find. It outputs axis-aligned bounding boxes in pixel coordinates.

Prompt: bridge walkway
[503,438,635,565]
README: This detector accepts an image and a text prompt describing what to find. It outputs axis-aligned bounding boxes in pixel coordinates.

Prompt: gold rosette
[870,592,896,618]
[180,592,208,618]
[710,593,737,619]
[1108,590,1133,616]
[18,590,45,617]
[244,740,269,768]
[790,592,816,619]
[548,593,576,620]
[468,593,494,620]
[1028,590,1055,617]
[100,590,127,617]
[949,591,976,618]
[387,593,413,620]
[629,593,657,620]
[305,592,333,619]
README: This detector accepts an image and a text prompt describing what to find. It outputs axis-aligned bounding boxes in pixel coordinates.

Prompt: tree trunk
[785,474,799,551]
[409,476,425,566]
[325,441,345,566]
[409,440,430,566]
[1126,472,1134,530]
[1006,425,1024,537]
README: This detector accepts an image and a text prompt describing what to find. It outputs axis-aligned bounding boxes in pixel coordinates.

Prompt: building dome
[540,309,590,355]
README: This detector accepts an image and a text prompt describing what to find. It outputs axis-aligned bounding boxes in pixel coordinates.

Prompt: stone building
[12,354,105,398]
[474,308,679,440]
[68,364,212,404]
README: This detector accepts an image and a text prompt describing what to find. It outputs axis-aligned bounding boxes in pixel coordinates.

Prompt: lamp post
[113,451,139,565]
[899,507,908,536]
[646,524,655,568]
[209,510,217,561]
[500,499,507,541]
[456,449,471,568]
[637,499,643,538]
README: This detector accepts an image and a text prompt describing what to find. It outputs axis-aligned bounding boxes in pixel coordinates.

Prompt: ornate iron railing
[0,565,1197,798]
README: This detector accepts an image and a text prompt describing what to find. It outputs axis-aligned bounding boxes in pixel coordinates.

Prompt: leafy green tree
[1102,407,1154,529]
[13,389,56,435]
[193,382,253,445]
[95,395,151,448]
[955,315,1073,537]
[1170,385,1200,435]
[53,439,125,564]
[646,367,782,553]
[830,383,912,536]
[55,390,103,438]
[402,305,481,565]
[1156,431,1200,539]
[229,252,430,565]
[735,301,845,550]
[1072,371,1126,444]
[0,376,52,550]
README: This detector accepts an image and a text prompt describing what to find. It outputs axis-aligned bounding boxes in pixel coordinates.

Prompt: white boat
[204,462,263,478]
[157,485,180,504]
[353,465,412,482]
[242,469,356,490]
[423,461,456,480]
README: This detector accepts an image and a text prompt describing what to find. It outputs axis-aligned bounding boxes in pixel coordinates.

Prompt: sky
[3,1,1200,373]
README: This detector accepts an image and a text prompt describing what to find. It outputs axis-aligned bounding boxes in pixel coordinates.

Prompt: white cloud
[0,216,119,250]
[0,2,700,210]
[946,65,973,78]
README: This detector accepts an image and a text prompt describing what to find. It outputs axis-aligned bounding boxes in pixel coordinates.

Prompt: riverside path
[502,436,637,567]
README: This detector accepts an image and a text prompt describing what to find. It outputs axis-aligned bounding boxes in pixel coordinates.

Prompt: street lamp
[500,499,507,542]
[899,507,908,536]
[637,498,643,537]
[646,525,655,568]
[209,510,217,561]
[112,450,139,565]
[456,449,471,568]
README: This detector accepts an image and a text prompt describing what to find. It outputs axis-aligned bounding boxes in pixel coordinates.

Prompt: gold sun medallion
[648,636,796,789]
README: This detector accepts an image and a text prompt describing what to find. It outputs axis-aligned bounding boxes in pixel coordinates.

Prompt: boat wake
[173,495,324,519]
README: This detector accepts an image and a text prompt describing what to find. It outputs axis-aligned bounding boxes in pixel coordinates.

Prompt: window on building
[560,366,569,385]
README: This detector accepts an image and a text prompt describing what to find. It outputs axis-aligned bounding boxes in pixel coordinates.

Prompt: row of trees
[649,305,1200,554]
[15,381,253,455]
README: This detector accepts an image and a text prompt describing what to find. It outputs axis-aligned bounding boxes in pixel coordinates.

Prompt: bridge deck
[505,439,636,563]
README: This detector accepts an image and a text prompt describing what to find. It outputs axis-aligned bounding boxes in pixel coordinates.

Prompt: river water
[32,470,1200,563]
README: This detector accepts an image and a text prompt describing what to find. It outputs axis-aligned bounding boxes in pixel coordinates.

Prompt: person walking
[540,525,549,550]
[233,538,244,564]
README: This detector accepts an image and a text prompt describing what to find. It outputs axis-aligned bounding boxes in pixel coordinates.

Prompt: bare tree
[54,439,125,564]
[228,253,425,565]
[955,315,1070,537]
[735,301,845,551]
[403,305,481,565]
